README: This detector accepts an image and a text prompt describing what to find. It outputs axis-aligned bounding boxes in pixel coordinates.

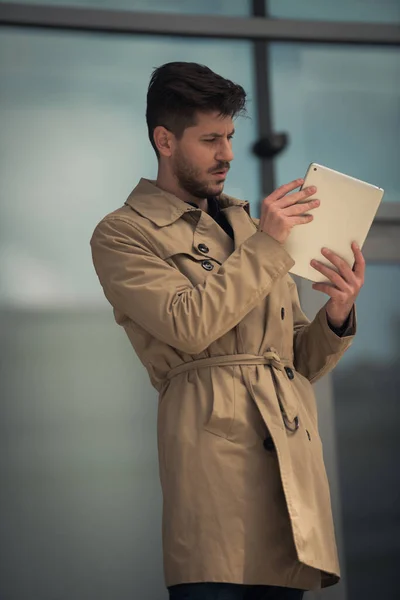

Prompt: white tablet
[284,163,384,282]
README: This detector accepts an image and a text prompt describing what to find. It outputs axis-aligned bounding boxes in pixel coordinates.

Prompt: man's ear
[153,126,174,158]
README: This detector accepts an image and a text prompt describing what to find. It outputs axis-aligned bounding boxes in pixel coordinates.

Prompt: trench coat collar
[124,178,250,227]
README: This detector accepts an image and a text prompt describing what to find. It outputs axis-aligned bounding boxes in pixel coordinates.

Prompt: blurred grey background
[0,1,399,599]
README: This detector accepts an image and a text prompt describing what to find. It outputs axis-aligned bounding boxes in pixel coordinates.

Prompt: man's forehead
[190,111,234,133]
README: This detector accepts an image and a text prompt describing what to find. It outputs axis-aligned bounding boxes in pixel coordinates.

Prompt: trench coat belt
[166,351,300,432]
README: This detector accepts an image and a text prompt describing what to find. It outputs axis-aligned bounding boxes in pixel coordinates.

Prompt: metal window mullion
[252,0,275,197]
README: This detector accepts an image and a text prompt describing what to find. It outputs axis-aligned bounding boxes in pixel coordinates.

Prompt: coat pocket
[203,366,236,439]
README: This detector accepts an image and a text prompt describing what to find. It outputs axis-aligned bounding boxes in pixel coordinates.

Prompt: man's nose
[216,140,234,163]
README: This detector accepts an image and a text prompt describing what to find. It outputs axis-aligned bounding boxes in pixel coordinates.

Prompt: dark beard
[174,161,215,199]
[173,151,226,199]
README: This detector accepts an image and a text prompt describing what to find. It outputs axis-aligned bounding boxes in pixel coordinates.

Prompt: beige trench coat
[90,178,356,591]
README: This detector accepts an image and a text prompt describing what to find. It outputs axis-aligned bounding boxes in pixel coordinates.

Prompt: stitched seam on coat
[97,216,160,255]
[308,355,337,385]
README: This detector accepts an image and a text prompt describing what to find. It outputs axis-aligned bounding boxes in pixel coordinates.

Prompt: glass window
[332,264,400,599]
[267,0,400,23]
[269,43,400,202]
[0,27,259,600]
[3,0,250,16]
[0,28,259,307]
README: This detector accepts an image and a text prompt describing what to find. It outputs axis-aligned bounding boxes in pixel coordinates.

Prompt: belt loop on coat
[263,348,300,433]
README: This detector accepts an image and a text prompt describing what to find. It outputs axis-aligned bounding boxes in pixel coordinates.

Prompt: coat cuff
[317,304,357,351]
[327,306,356,338]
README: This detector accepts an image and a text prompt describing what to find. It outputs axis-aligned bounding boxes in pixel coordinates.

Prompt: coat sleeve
[90,216,295,355]
[288,277,356,384]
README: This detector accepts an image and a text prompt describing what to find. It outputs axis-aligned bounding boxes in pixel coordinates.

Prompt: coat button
[263,436,275,452]
[281,307,285,320]
[284,366,295,380]
[198,243,209,254]
[201,260,214,271]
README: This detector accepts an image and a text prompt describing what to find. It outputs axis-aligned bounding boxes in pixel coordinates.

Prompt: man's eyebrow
[201,129,235,138]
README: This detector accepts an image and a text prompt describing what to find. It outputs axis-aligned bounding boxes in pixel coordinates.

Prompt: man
[90,62,363,600]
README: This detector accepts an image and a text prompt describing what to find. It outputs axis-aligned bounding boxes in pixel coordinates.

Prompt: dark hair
[146,62,247,157]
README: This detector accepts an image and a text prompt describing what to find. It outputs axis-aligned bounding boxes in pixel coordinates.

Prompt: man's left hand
[310,242,365,328]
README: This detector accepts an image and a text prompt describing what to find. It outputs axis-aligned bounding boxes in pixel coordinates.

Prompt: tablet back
[284,163,384,282]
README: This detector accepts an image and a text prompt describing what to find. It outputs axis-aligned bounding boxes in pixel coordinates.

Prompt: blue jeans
[168,583,305,600]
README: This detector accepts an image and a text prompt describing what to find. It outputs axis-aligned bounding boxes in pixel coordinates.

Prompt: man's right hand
[259,179,320,244]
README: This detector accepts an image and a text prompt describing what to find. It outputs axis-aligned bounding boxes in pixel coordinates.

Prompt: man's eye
[204,139,216,143]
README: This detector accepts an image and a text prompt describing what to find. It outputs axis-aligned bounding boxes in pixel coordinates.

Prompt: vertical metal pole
[252,0,275,196]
